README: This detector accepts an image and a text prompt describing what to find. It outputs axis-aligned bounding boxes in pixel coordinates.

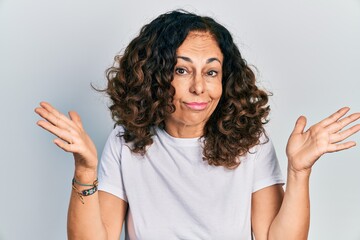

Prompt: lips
[184,102,208,110]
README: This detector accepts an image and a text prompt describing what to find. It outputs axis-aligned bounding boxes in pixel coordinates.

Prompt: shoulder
[106,125,125,143]
[101,125,126,156]
[250,132,276,159]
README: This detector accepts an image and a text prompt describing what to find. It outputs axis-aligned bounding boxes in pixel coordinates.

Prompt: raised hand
[286,107,360,174]
[35,102,98,173]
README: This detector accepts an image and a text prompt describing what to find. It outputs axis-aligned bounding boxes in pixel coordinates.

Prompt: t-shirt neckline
[156,127,203,147]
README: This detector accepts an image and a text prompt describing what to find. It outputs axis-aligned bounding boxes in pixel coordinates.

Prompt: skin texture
[35,33,360,239]
[165,32,223,138]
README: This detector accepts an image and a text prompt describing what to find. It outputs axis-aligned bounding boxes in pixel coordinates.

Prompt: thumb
[291,115,307,135]
[68,111,83,129]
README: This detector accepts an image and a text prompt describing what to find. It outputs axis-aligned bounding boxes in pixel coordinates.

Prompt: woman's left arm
[252,107,360,240]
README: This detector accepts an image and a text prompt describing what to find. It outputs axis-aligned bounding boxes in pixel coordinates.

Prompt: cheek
[172,88,182,101]
[216,86,223,98]
[210,81,223,99]
[171,82,187,100]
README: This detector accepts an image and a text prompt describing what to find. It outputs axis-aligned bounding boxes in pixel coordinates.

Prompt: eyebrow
[177,56,222,64]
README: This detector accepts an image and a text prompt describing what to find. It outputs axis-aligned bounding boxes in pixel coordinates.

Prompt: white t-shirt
[98,126,284,240]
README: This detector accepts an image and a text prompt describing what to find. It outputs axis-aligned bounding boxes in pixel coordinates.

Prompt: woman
[35,10,360,240]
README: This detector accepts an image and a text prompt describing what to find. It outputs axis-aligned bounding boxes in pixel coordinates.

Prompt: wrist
[74,168,98,184]
[287,155,312,178]
[285,166,311,196]
[71,177,98,204]
[287,166,311,180]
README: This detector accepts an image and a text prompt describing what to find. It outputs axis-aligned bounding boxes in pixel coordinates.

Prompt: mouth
[184,102,209,110]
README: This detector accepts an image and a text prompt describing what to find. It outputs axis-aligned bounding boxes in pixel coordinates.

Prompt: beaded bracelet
[72,178,98,204]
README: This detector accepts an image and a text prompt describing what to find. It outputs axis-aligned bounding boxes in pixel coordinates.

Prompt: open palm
[286,107,360,174]
[35,102,98,172]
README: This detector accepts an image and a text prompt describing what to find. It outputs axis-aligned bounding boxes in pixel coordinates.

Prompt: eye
[175,67,188,75]
[207,70,218,77]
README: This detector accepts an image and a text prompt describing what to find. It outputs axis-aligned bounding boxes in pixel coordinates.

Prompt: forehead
[176,31,223,58]
[184,31,215,41]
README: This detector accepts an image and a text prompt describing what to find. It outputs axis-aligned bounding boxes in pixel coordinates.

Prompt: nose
[190,73,205,95]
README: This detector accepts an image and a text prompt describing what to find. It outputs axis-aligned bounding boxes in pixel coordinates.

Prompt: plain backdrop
[1,0,359,239]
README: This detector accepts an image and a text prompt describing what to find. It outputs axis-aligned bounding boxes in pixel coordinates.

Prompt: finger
[327,141,357,153]
[36,102,67,127]
[54,138,77,153]
[37,120,74,144]
[35,104,56,122]
[35,106,70,129]
[291,116,307,135]
[330,123,360,143]
[326,113,360,133]
[319,107,350,127]
[69,111,84,130]
[39,102,76,128]
[39,102,62,119]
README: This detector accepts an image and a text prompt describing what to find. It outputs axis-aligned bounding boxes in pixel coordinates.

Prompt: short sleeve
[252,136,284,192]
[98,126,128,202]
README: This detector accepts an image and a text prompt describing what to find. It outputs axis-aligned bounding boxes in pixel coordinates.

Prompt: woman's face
[164,31,223,138]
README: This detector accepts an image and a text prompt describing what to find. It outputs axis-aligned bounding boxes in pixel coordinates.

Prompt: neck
[164,124,204,138]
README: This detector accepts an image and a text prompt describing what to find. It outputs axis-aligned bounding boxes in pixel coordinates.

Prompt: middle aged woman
[35,10,360,240]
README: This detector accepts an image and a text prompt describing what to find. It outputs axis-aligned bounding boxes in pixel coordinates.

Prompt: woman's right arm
[35,102,127,240]
[68,182,127,239]
[67,170,128,240]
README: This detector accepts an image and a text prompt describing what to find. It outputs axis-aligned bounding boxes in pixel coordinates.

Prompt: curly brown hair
[105,10,270,169]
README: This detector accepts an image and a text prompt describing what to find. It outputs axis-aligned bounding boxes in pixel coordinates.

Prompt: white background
[1,0,359,239]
